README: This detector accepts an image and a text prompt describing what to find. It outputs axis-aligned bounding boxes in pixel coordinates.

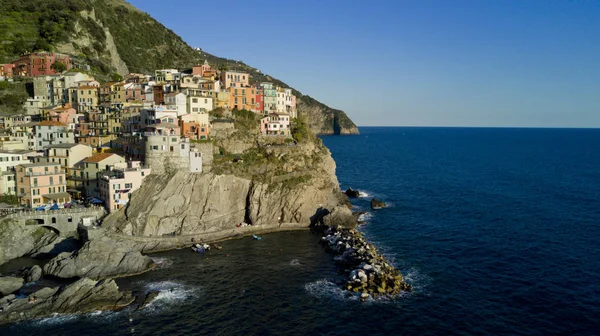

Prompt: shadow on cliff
[32,237,81,260]
[309,207,330,229]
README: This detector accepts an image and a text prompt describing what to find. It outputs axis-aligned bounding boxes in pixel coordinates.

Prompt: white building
[187,95,213,113]
[164,92,187,116]
[0,149,35,195]
[32,121,75,150]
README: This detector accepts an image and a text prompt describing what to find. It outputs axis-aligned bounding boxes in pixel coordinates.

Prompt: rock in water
[24,265,42,283]
[43,235,155,280]
[344,188,361,198]
[0,278,134,325]
[0,277,24,296]
[138,291,160,310]
[370,198,387,209]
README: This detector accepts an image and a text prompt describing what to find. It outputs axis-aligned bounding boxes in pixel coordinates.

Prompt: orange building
[228,86,256,110]
[179,112,210,140]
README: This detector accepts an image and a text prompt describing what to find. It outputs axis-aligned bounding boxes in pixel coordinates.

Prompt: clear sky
[128,0,600,127]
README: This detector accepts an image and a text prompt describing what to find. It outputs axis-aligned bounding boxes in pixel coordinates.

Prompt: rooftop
[38,121,67,127]
[47,143,83,149]
[83,152,120,163]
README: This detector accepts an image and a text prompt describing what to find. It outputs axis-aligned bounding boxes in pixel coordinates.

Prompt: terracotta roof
[38,121,67,127]
[101,82,118,87]
[83,152,117,163]
[78,85,99,90]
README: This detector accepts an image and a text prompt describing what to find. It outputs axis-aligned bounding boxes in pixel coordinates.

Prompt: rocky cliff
[102,130,354,239]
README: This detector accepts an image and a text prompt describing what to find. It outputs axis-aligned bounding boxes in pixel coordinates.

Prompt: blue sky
[128,0,600,127]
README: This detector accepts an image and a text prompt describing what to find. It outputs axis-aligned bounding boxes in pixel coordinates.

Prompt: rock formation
[0,278,134,325]
[102,138,355,241]
[320,226,412,299]
[23,265,42,283]
[0,219,59,265]
[370,198,387,209]
[345,188,361,198]
[43,235,155,280]
[0,277,24,297]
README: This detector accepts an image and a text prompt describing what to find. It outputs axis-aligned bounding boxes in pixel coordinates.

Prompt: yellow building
[111,83,127,104]
[75,86,99,113]
[208,91,230,109]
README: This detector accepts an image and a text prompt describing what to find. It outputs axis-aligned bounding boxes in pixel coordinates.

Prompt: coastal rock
[24,265,42,283]
[0,218,60,265]
[370,198,387,210]
[138,291,160,310]
[101,141,355,244]
[344,188,361,198]
[43,235,155,280]
[320,225,412,297]
[0,278,134,325]
[0,277,24,296]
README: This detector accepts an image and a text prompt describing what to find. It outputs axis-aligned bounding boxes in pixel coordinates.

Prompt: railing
[25,169,65,176]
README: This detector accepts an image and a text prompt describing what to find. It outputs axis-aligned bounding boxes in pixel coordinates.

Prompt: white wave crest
[358,212,373,222]
[139,281,201,313]
[31,313,79,327]
[304,279,359,302]
[358,191,370,198]
[289,259,301,266]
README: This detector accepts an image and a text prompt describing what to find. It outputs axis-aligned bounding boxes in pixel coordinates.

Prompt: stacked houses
[0,52,298,212]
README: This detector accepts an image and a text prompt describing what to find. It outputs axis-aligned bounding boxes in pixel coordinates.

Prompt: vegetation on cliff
[0,0,358,134]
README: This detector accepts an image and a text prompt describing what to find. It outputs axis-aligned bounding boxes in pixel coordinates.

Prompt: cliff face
[102,140,354,238]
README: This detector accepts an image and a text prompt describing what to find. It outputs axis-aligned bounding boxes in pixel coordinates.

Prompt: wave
[304,279,359,302]
[138,281,201,313]
[29,313,80,327]
[289,259,301,266]
[358,212,373,223]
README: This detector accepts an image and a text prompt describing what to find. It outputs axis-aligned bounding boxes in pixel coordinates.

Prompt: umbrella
[50,204,59,211]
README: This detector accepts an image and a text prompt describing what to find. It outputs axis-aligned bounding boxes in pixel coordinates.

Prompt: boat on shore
[191,243,211,253]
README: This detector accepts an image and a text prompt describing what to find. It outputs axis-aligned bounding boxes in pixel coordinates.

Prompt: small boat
[252,234,262,241]
[212,244,223,250]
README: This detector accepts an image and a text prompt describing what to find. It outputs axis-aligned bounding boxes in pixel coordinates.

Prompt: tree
[111,73,124,82]
[50,61,67,73]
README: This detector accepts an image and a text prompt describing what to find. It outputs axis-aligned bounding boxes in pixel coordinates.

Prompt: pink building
[98,161,151,212]
[220,71,249,89]
[192,60,213,77]
[16,162,70,208]
[262,113,291,136]
[46,105,77,124]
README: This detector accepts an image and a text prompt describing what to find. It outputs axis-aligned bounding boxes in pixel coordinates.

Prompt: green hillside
[0,0,359,134]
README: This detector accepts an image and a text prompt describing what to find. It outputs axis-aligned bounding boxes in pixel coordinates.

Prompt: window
[172,138,177,142]
[49,176,54,185]
[125,183,132,189]
[193,98,198,103]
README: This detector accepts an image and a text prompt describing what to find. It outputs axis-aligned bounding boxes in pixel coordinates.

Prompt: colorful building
[228,86,256,110]
[220,71,249,89]
[12,52,71,77]
[180,112,210,140]
[0,64,15,79]
[16,162,69,208]
[99,161,151,213]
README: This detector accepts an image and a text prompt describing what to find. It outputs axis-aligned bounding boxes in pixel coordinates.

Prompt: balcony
[25,169,65,176]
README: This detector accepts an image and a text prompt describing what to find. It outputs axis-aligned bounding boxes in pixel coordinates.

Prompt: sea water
[3,127,600,335]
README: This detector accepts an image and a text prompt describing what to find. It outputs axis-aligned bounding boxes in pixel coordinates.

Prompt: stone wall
[3,207,106,236]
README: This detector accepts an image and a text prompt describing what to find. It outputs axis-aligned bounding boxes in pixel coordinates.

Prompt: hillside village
[0,51,299,213]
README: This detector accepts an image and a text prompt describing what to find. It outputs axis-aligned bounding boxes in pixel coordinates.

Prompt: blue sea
[3,127,600,335]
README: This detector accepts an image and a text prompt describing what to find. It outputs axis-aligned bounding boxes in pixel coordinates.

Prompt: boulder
[370,198,386,209]
[344,188,361,198]
[24,265,43,283]
[138,291,160,310]
[43,235,155,280]
[0,278,134,325]
[0,276,24,297]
